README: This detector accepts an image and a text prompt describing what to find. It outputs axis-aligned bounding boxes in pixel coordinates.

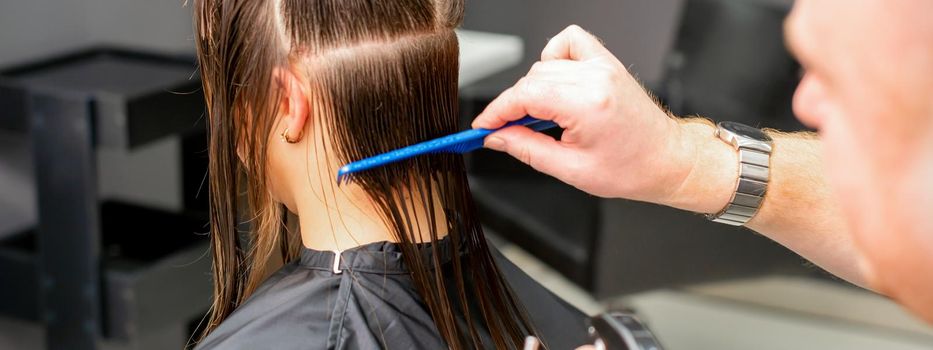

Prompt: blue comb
[336,116,559,184]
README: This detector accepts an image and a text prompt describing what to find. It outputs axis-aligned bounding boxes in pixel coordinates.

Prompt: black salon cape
[195,239,588,349]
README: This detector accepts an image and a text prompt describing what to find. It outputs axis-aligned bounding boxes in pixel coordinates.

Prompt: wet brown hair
[193,0,536,348]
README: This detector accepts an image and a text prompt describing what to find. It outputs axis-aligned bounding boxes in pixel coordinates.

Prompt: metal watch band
[708,122,773,226]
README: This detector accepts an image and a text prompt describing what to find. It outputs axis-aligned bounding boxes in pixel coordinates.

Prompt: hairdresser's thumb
[484,135,508,152]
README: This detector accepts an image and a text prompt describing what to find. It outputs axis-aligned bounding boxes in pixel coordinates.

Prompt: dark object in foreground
[588,311,664,350]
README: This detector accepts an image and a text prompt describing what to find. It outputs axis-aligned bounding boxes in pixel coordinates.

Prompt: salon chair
[466,0,816,300]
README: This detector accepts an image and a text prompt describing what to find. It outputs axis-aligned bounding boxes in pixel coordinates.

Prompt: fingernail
[523,336,540,350]
[485,136,506,151]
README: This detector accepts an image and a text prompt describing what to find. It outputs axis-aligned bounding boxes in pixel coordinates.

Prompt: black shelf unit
[0,202,211,339]
[0,47,210,350]
[0,47,204,147]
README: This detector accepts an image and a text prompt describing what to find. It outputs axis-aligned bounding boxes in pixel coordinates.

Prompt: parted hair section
[194,0,536,349]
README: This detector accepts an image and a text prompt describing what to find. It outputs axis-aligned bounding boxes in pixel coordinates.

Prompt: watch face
[721,121,772,142]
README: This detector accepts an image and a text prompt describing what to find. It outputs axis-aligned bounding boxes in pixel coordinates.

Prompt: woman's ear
[273,67,310,143]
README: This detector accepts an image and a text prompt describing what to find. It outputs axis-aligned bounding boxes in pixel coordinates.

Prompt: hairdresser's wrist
[655,119,738,215]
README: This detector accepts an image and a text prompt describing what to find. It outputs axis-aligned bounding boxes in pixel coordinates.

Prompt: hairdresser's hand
[473,25,728,212]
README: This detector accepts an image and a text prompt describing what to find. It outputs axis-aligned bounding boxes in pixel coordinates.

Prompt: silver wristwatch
[707,121,773,226]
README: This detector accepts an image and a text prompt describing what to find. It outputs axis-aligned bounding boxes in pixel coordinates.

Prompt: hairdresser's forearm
[659,120,867,287]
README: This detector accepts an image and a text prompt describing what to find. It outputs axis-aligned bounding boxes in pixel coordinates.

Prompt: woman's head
[194,0,534,347]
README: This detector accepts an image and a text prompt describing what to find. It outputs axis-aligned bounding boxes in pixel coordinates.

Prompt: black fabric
[195,238,589,349]
[492,246,590,349]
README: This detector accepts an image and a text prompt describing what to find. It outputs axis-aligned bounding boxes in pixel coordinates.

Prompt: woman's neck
[293,181,449,252]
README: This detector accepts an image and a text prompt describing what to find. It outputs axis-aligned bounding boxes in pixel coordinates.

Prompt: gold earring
[281,127,300,143]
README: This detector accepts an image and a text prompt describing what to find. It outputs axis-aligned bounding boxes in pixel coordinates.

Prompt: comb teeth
[336,165,352,185]
[335,145,465,186]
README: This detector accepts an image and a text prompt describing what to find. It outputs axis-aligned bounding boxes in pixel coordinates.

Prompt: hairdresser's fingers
[524,62,610,87]
[575,346,596,350]
[523,336,542,350]
[527,59,586,76]
[471,85,518,129]
[484,124,583,183]
[541,25,614,62]
[472,78,594,129]
[529,68,612,88]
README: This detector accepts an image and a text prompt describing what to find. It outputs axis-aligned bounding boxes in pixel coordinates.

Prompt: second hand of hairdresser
[472,20,933,327]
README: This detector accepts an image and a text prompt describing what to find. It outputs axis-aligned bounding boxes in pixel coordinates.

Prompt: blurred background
[1,0,931,349]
